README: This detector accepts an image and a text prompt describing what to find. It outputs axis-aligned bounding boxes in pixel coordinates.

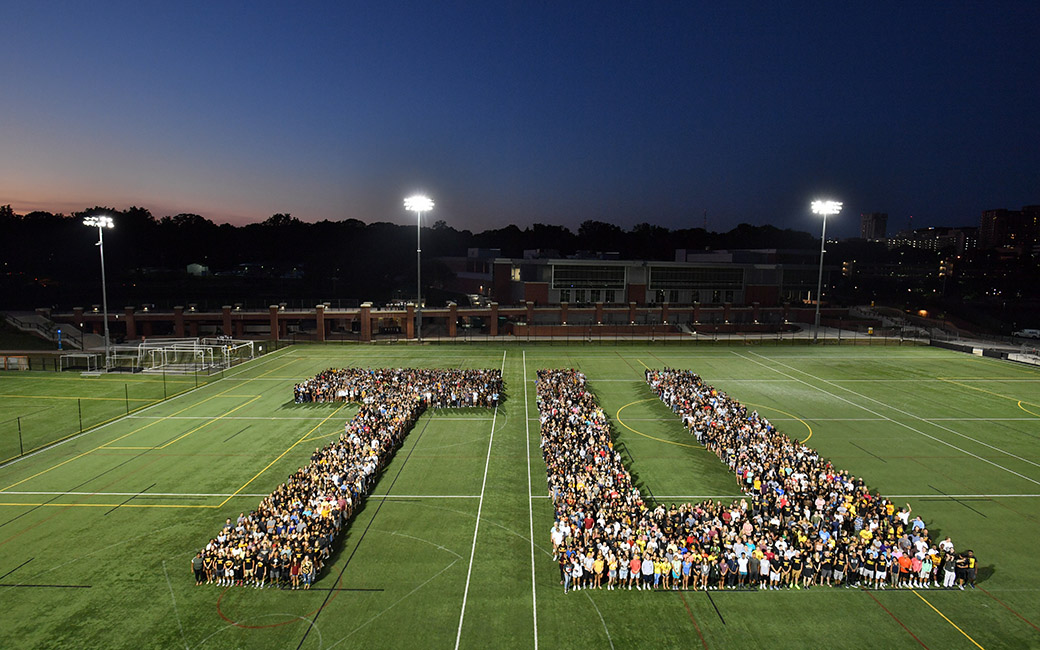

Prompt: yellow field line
[153,396,262,449]
[299,430,342,443]
[0,376,194,384]
[911,589,985,649]
[0,385,208,465]
[256,358,301,379]
[100,447,161,450]
[1018,401,1040,418]
[0,502,217,509]
[743,401,814,444]
[0,394,154,402]
[216,403,346,509]
[1,388,237,492]
[938,378,1040,409]
[616,399,705,450]
[635,359,651,370]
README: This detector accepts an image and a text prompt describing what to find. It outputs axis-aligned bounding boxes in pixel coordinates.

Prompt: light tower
[811,200,842,343]
[83,214,115,367]
[404,194,434,341]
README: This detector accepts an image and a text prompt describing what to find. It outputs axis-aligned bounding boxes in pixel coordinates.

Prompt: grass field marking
[739,352,1040,488]
[0,394,156,402]
[253,357,304,379]
[615,399,706,450]
[938,377,1040,409]
[0,502,219,509]
[162,560,190,650]
[152,395,262,449]
[1018,401,1040,418]
[635,358,651,370]
[126,415,331,420]
[860,587,932,649]
[0,388,241,491]
[0,346,296,470]
[794,361,1040,471]
[215,403,347,509]
[104,395,264,450]
[324,558,461,649]
[977,586,1040,633]
[584,590,616,650]
[523,350,539,650]
[1,490,481,498]
[910,589,986,649]
[454,349,506,650]
[741,401,814,443]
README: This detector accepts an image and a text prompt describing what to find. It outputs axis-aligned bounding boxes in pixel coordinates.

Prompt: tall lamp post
[83,215,115,367]
[811,200,842,343]
[404,195,434,341]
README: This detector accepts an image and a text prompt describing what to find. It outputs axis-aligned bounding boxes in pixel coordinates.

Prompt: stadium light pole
[811,200,842,343]
[404,194,434,341]
[83,215,115,367]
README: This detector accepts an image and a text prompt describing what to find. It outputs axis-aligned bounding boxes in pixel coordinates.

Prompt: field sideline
[1,342,1038,649]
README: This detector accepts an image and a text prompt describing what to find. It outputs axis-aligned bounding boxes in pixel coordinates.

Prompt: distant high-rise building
[887,227,977,253]
[860,212,888,241]
[980,206,1040,250]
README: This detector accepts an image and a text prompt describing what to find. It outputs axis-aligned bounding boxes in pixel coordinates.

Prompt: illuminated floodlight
[810,199,842,343]
[404,194,434,341]
[82,214,115,368]
[811,200,843,217]
[404,195,434,213]
[83,215,115,228]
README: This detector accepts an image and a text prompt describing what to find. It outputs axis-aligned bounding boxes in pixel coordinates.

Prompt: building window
[590,289,601,303]
[511,266,520,281]
[655,290,665,303]
[560,289,570,303]
[668,290,679,303]
[605,290,615,303]
[711,290,721,303]
[575,289,586,303]
[724,290,734,302]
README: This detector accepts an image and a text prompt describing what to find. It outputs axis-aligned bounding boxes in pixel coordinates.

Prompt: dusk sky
[2,2,1038,237]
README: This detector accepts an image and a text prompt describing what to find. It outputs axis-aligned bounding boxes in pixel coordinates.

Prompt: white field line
[644,494,1040,499]
[454,350,506,650]
[0,347,296,470]
[3,490,479,498]
[126,415,493,421]
[737,352,1040,487]
[748,351,1040,470]
[523,350,538,650]
[584,591,615,650]
[162,560,189,650]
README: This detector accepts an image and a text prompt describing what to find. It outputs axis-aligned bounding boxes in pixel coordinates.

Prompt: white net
[107,338,255,375]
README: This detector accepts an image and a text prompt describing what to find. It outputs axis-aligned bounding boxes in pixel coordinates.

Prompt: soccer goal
[60,353,100,372]
[106,338,256,375]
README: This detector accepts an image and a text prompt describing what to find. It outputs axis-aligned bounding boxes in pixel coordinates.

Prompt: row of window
[556,289,737,304]
[559,289,618,303]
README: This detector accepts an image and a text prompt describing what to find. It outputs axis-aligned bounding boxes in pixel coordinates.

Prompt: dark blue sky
[2,1,1037,237]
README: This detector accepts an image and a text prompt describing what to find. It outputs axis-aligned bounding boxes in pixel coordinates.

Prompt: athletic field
[1,343,1038,649]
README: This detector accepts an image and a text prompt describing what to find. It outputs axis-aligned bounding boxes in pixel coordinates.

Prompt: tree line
[0,204,816,309]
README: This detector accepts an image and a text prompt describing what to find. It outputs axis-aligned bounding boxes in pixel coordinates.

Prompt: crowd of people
[192,367,502,589]
[536,368,975,593]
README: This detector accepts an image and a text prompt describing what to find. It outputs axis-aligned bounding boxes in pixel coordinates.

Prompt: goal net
[107,338,255,375]
[60,353,100,372]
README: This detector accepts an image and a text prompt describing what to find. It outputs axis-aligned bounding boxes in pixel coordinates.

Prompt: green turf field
[1,343,1038,649]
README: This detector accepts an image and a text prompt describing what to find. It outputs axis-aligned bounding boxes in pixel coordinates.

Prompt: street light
[83,215,114,367]
[404,194,434,341]
[811,199,842,343]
